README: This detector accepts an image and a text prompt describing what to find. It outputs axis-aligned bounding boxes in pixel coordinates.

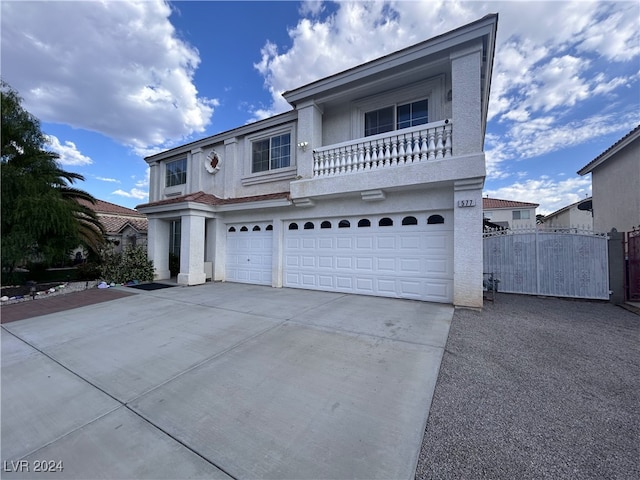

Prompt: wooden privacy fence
[483,227,610,300]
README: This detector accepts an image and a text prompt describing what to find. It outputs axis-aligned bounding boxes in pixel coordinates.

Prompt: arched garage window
[402,216,418,225]
[427,214,445,224]
[288,223,299,230]
[338,220,350,228]
[228,226,236,232]
[304,222,315,230]
[358,219,371,227]
[253,225,261,231]
[266,225,273,231]
[240,226,248,232]
[379,217,393,226]
[321,221,331,229]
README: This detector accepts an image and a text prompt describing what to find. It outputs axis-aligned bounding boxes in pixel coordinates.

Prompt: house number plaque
[457,199,476,207]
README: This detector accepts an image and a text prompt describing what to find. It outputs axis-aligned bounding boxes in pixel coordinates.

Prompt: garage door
[226,223,273,285]
[284,214,453,302]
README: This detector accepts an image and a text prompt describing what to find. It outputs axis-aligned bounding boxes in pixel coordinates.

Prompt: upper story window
[513,210,531,220]
[252,133,291,173]
[166,158,187,187]
[364,99,428,136]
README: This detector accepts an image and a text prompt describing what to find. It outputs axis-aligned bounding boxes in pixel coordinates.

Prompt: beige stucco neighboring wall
[591,142,640,233]
[544,205,593,230]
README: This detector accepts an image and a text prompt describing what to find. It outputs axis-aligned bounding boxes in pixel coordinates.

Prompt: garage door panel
[356,236,374,249]
[398,279,424,298]
[377,236,396,249]
[336,276,353,289]
[355,257,374,271]
[355,277,375,294]
[318,238,333,249]
[399,235,420,249]
[336,237,353,249]
[377,257,397,272]
[398,258,421,274]
[301,274,316,286]
[318,275,334,287]
[336,257,352,269]
[425,258,451,275]
[302,238,316,249]
[318,256,333,268]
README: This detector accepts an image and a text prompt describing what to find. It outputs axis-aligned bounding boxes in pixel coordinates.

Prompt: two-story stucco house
[578,125,640,233]
[137,14,498,308]
[482,197,538,230]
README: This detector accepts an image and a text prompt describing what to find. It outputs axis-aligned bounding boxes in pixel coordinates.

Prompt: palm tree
[1,81,105,275]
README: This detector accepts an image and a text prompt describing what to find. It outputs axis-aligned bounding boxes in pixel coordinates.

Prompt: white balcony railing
[312,119,452,177]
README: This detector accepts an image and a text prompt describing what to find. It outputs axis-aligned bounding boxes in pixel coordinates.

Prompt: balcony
[313,120,452,178]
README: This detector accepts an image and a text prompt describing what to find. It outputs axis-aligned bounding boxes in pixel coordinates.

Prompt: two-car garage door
[283,213,453,303]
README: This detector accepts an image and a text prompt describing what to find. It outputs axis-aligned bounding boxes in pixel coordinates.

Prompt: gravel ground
[416,294,639,480]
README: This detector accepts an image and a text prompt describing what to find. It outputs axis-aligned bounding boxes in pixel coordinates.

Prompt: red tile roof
[482,197,539,209]
[77,198,148,234]
[100,217,148,234]
[78,198,146,217]
[137,191,291,209]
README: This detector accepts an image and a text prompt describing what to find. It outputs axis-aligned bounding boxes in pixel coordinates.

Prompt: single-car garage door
[284,213,453,303]
[226,223,273,285]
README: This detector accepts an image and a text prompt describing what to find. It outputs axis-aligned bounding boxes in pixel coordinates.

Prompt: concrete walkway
[1,282,453,479]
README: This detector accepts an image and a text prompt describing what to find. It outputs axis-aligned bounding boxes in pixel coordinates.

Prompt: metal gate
[483,227,610,300]
[626,227,640,301]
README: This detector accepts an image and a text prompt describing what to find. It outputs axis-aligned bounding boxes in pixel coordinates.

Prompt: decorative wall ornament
[205,150,221,174]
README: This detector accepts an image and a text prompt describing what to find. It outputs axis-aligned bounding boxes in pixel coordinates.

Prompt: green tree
[1,81,105,277]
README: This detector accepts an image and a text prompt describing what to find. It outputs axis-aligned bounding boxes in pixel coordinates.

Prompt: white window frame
[242,125,297,186]
[165,158,187,187]
[351,75,445,138]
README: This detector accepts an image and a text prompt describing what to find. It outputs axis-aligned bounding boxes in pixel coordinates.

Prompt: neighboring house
[137,15,499,308]
[482,197,539,230]
[78,199,148,253]
[543,197,593,231]
[577,125,640,233]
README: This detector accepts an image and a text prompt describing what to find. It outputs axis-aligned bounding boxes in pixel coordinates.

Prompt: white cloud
[488,110,640,165]
[484,176,592,216]
[2,0,216,153]
[95,177,120,183]
[112,188,148,200]
[46,135,92,166]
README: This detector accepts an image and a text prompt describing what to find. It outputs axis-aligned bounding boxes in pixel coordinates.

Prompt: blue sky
[2,0,639,214]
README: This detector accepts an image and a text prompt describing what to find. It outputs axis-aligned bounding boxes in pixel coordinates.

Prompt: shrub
[76,262,101,281]
[99,245,154,284]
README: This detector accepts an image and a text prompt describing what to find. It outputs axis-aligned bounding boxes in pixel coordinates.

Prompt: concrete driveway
[1,282,453,479]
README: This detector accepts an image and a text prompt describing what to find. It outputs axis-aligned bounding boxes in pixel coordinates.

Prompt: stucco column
[147,217,171,280]
[191,147,203,192]
[223,137,238,199]
[450,44,482,156]
[213,217,226,281]
[453,178,484,308]
[148,161,160,201]
[177,213,207,286]
[295,100,323,179]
